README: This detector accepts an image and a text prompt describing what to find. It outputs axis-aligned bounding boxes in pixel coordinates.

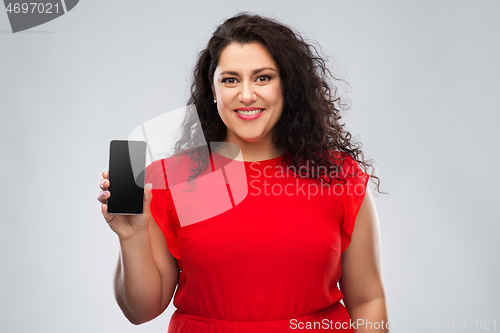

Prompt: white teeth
[236,109,264,115]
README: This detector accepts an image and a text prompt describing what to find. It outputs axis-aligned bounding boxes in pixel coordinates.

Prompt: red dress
[144,150,369,332]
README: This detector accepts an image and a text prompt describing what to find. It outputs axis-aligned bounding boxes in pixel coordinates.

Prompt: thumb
[144,183,153,211]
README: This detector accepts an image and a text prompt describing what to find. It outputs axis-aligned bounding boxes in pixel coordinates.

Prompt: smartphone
[107,140,147,215]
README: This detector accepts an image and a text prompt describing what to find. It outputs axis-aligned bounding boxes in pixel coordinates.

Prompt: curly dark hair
[173,12,385,194]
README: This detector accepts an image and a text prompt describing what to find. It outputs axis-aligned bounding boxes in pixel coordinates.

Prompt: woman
[98,13,389,332]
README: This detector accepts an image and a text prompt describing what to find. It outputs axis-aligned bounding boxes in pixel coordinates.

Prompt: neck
[218,132,283,162]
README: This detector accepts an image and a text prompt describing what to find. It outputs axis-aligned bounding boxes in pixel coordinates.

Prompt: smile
[234,108,266,120]
[235,109,265,115]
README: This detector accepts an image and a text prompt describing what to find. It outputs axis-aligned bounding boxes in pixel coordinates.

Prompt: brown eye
[222,78,237,85]
[256,75,271,82]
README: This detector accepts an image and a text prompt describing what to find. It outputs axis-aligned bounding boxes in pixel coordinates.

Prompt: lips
[235,107,264,111]
[234,108,265,116]
[234,108,266,120]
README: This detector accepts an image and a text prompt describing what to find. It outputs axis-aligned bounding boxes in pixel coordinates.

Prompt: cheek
[219,90,237,107]
[217,104,232,126]
[267,85,283,105]
[217,107,227,121]
[269,90,284,116]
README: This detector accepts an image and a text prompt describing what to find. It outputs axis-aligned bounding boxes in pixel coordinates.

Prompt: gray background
[1,0,499,332]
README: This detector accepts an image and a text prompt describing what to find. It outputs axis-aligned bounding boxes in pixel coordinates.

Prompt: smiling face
[212,42,284,154]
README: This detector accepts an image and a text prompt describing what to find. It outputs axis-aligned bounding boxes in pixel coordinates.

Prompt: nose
[239,82,257,104]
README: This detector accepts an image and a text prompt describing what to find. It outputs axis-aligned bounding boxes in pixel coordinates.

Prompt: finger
[144,183,153,202]
[143,183,153,214]
[102,170,109,179]
[99,178,109,190]
[97,190,110,204]
[101,203,114,223]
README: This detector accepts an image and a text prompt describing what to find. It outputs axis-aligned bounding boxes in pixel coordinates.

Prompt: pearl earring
[214,99,217,103]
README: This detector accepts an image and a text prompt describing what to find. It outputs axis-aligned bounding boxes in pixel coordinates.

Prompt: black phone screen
[107,140,147,215]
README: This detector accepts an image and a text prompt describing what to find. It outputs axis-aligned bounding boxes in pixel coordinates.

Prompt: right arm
[98,171,179,325]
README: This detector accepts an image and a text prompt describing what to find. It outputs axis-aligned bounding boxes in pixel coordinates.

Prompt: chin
[237,135,266,144]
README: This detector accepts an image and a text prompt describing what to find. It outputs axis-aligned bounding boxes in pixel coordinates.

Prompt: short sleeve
[145,159,181,260]
[339,154,370,254]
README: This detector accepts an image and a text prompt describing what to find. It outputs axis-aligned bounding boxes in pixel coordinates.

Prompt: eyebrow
[219,67,277,76]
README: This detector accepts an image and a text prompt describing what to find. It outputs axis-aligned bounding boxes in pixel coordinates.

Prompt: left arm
[339,189,389,332]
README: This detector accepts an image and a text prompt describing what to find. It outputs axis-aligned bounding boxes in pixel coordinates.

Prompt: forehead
[217,42,277,72]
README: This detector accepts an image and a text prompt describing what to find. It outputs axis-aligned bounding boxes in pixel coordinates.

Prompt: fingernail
[146,183,153,191]
[102,191,108,196]
[101,180,106,187]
